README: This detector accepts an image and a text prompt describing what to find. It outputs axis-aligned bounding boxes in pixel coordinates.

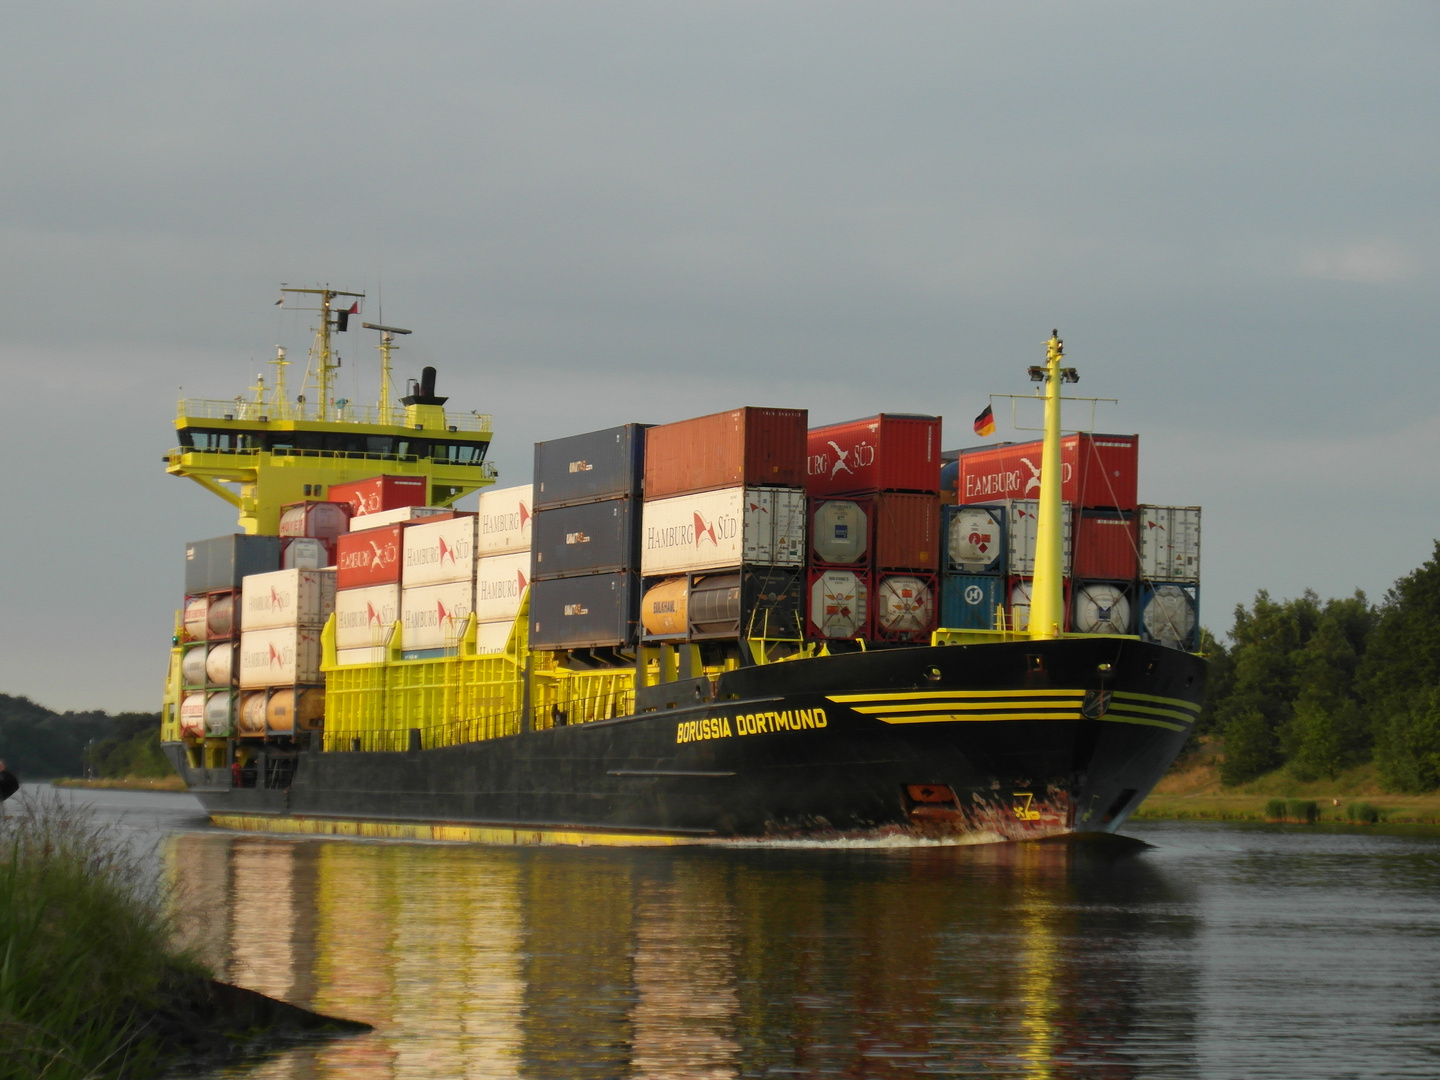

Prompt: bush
[1265,798,1288,820]
[1285,799,1318,823]
[1346,801,1385,824]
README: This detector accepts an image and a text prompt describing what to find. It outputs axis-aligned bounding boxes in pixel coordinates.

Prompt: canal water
[42,786,1440,1079]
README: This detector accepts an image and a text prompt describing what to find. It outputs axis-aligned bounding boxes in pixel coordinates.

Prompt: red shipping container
[1072,509,1138,581]
[278,501,352,542]
[873,492,941,572]
[955,433,1138,510]
[328,475,430,517]
[807,414,942,497]
[335,526,405,588]
[644,407,807,499]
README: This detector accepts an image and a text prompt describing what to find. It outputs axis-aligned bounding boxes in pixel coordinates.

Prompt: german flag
[973,404,995,437]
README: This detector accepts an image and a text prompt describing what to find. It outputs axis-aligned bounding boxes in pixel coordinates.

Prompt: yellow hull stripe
[876,712,1085,724]
[1100,712,1187,732]
[209,813,695,847]
[849,700,1081,715]
[1113,691,1201,712]
[1100,701,1194,723]
[827,689,1086,703]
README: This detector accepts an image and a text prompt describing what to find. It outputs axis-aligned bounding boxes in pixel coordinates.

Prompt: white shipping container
[336,646,388,667]
[1006,500,1073,576]
[334,584,402,649]
[1138,506,1201,583]
[402,580,475,650]
[641,487,805,576]
[403,516,478,586]
[238,627,324,688]
[475,620,512,655]
[474,552,530,623]
[240,569,336,630]
[350,505,454,531]
[476,484,534,555]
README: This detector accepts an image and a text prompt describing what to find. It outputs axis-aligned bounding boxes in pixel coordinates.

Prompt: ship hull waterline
[166,636,1204,846]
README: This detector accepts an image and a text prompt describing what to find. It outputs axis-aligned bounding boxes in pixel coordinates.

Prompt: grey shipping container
[185,535,282,594]
[530,572,641,650]
[531,497,639,581]
[534,424,649,510]
[688,567,805,640]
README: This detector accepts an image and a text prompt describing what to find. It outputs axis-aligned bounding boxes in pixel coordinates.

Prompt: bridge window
[430,442,488,464]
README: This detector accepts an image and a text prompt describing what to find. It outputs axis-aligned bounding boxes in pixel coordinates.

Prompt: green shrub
[1285,798,1318,823]
[1346,801,1385,824]
[1265,798,1288,820]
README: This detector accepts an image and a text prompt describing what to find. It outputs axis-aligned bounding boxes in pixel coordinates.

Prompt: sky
[2,2,1437,711]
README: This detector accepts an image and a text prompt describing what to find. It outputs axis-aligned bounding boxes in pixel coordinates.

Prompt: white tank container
[238,691,268,735]
[946,505,1004,574]
[1072,583,1132,635]
[334,584,401,650]
[1007,500,1073,576]
[183,597,208,642]
[476,484,534,555]
[640,487,806,575]
[1010,579,1034,632]
[179,692,207,737]
[874,575,935,635]
[1142,584,1198,647]
[206,593,236,638]
[181,646,208,686]
[204,643,234,685]
[811,500,869,564]
[474,552,530,623]
[203,691,235,736]
[240,568,336,631]
[1138,506,1201,583]
[402,580,476,650]
[403,515,478,587]
[810,570,868,638]
[238,627,324,688]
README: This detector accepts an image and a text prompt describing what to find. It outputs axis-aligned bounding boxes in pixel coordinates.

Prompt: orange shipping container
[644,407,807,500]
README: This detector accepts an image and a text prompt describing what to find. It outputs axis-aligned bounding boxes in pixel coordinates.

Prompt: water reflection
[167,836,1199,1079]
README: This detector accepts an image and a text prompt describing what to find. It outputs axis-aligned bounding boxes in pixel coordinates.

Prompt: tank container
[939,574,1005,630]
[1007,578,1073,634]
[238,627,324,688]
[282,537,332,570]
[533,423,648,509]
[179,693,206,738]
[532,497,639,580]
[474,552,530,624]
[640,487,805,576]
[1071,582,1134,635]
[334,584,401,650]
[1138,506,1201,583]
[401,580,476,650]
[266,688,324,734]
[810,499,870,565]
[873,574,937,640]
[181,646,208,686]
[954,433,1138,509]
[348,506,452,531]
[403,514,478,587]
[644,407,807,499]
[203,691,236,737]
[1140,583,1199,650]
[1072,509,1138,581]
[336,525,404,588]
[1006,500,1074,576]
[238,691,268,735]
[641,568,805,640]
[204,643,235,686]
[329,475,429,517]
[942,504,1006,575]
[939,459,959,505]
[206,593,237,639]
[529,572,641,650]
[183,597,208,641]
[185,534,280,594]
[640,577,689,637]
[476,484,534,555]
[240,569,336,631]
[278,501,351,542]
[805,414,942,497]
[808,569,870,639]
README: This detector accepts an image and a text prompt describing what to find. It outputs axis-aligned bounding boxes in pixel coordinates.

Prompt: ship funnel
[400,365,449,407]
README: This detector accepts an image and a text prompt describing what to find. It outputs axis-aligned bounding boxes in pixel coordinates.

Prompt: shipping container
[181,646,208,686]
[1007,578,1073,634]
[282,537,332,571]
[808,568,870,640]
[1072,509,1138,581]
[873,574,937,640]
[1006,500,1074,576]
[179,693,206,738]
[953,433,1139,509]
[644,407,807,499]
[401,580,476,651]
[238,627,324,688]
[403,515,478,587]
[475,483,533,555]
[203,691,236,737]
[939,574,1006,630]
[238,691,267,735]
[939,459,959,506]
[1140,583,1199,650]
[204,643,235,686]
[873,492,941,571]
[348,506,452,532]
[942,504,1006,575]
[529,572,641,650]
[336,525,404,589]
[640,568,805,640]
[534,424,648,510]
[240,569,336,631]
[640,578,689,637]
[1138,506,1201,583]
[335,647,387,667]
[806,414,942,498]
[810,499,869,565]
[182,597,208,642]
[334,584,401,650]
[265,688,324,734]
[206,593,237,640]
[474,551,530,624]
[475,620,513,655]
[278,501,351,542]
[184,535,281,594]
[532,497,639,580]
[1071,582,1134,635]
[640,487,806,576]
[329,475,429,517]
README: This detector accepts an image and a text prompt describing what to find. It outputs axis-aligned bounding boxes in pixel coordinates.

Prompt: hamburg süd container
[179,692,206,738]
[401,580,476,650]
[328,474,429,517]
[939,574,1005,630]
[810,499,870,565]
[534,423,648,510]
[872,492,941,571]
[808,568,870,640]
[644,407,807,499]
[1072,509,1138,581]
[278,501,352,542]
[238,691,267,735]
[403,514,478,587]
[1071,582,1134,635]
[942,504,1006,575]
[1138,506,1201,583]
[336,525,404,589]
[1006,500,1074,576]
[203,691,236,737]
[282,537,332,571]
[204,643,235,686]
[954,433,1138,509]
[240,569,336,631]
[184,534,281,594]
[873,574,937,640]
[238,627,324,688]
[1140,583,1199,650]
[181,646,208,686]
[529,572,641,650]
[474,551,530,624]
[531,497,639,581]
[334,584,401,650]
[476,484,534,555]
[640,487,805,576]
[348,506,452,532]
[206,593,237,640]
[806,414,942,498]
[474,620,512,655]
[1007,578,1073,634]
[265,688,324,734]
[335,647,387,667]
[183,597,208,642]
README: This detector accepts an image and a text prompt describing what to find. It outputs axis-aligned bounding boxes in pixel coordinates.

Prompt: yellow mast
[282,285,365,421]
[363,321,412,426]
[1028,331,1078,639]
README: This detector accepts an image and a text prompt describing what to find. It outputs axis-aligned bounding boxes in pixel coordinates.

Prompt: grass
[52,778,187,793]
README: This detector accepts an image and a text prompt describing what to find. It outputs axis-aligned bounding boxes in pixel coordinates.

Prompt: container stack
[236,567,335,737]
[638,408,808,645]
[178,535,281,741]
[805,414,942,643]
[277,500,351,568]
[333,518,407,665]
[472,483,533,653]
[529,425,648,652]
[1136,505,1201,650]
[400,513,482,658]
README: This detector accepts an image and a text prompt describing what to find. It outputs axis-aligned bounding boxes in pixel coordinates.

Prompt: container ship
[160,287,1206,844]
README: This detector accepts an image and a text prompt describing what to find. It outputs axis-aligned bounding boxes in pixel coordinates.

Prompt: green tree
[1283,595,1374,780]
[1374,687,1440,792]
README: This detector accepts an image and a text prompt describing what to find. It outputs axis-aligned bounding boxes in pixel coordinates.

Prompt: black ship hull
[167,636,1204,844]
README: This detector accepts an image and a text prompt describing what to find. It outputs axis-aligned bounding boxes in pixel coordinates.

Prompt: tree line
[0,695,169,780]
[1199,540,1440,790]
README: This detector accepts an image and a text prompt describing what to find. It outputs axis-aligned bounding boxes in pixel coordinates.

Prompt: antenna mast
[363,322,412,425]
[1027,330,1079,639]
[280,284,365,421]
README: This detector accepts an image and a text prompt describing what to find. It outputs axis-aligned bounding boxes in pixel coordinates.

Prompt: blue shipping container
[531,497,640,581]
[940,505,1006,575]
[939,574,1006,630]
[533,424,649,510]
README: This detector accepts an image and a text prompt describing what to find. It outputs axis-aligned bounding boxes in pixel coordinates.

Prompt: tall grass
[0,789,202,1080]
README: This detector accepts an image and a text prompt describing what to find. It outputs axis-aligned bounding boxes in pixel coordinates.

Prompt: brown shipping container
[953,433,1138,509]
[1072,509,1139,581]
[806,414,942,497]
[872,492,941,571]
[644,407,807,500]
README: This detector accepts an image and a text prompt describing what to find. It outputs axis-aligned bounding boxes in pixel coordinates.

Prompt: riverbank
[52,775,186,792]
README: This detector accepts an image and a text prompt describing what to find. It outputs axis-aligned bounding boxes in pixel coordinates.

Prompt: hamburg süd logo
[693,512,718,548]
